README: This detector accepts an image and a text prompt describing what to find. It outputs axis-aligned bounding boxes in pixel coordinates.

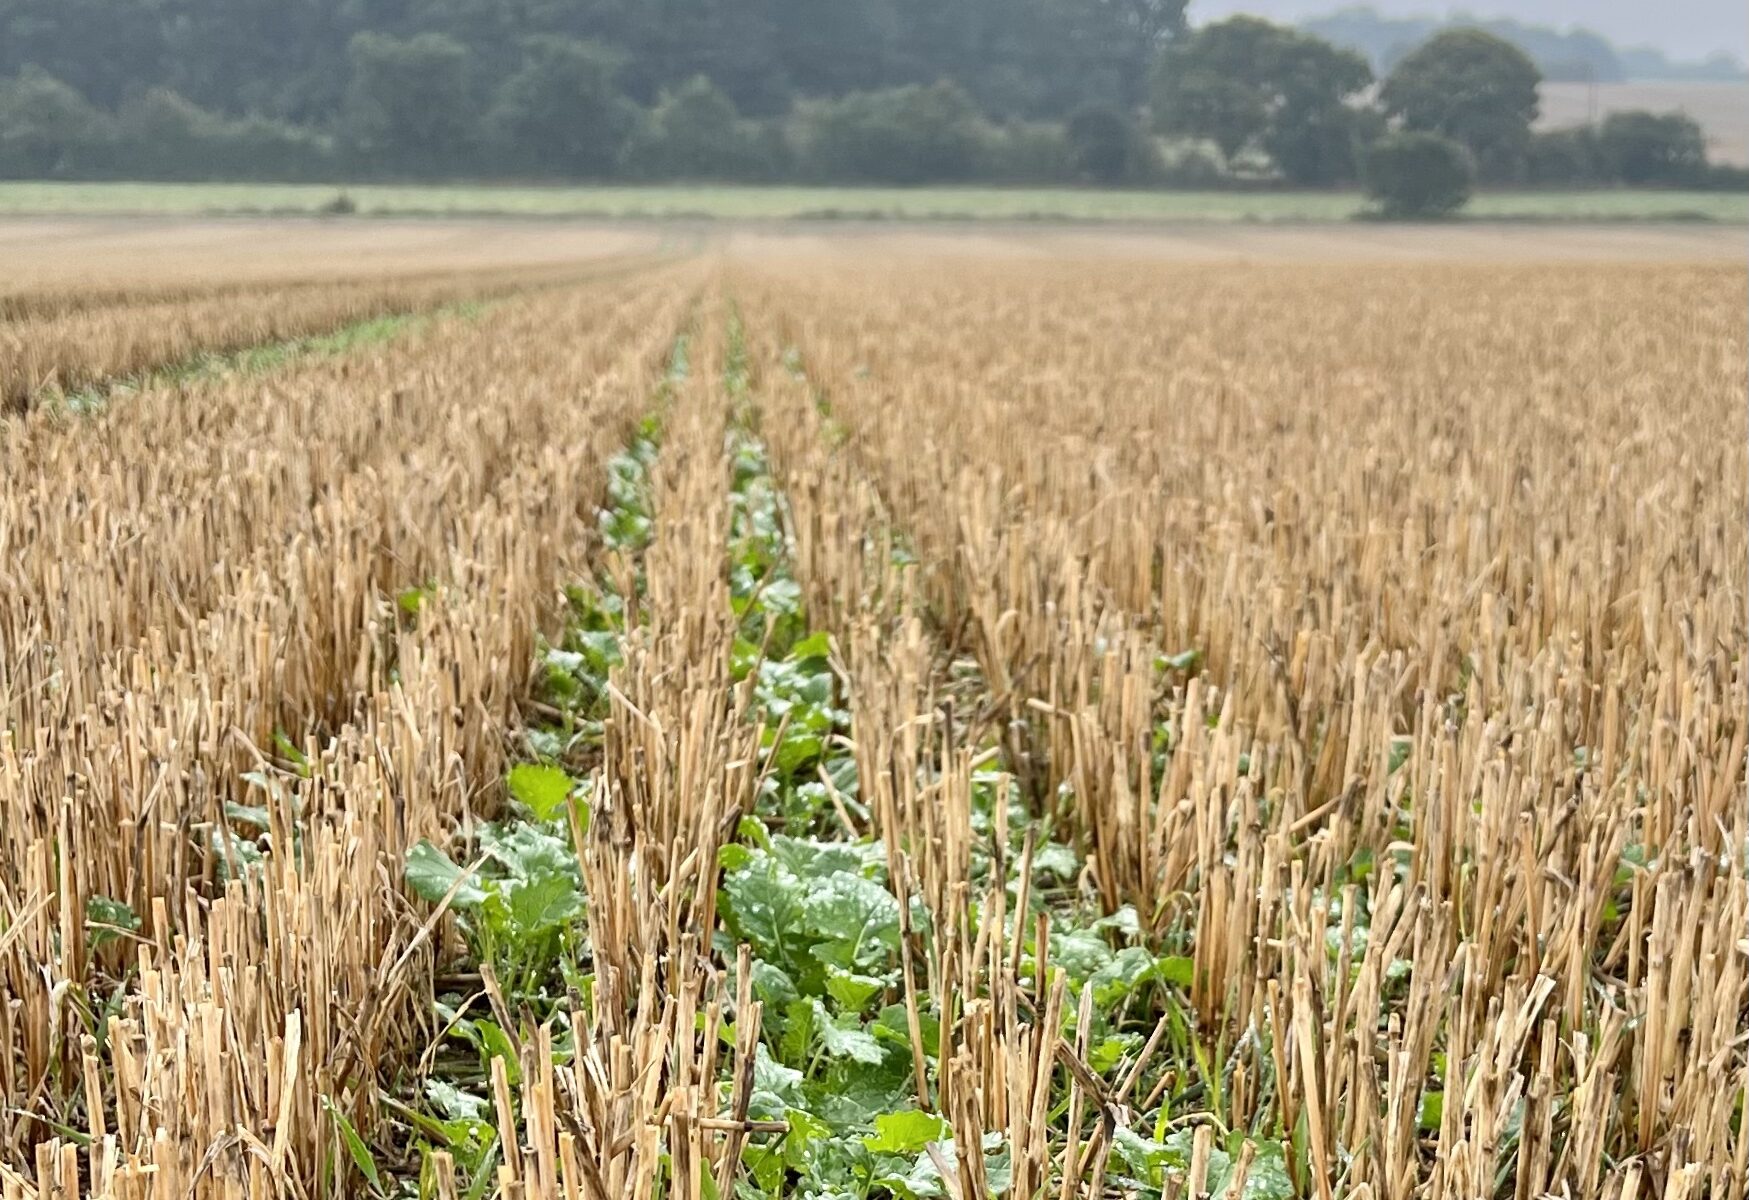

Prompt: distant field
[0,181,1743,222]
[1539,80,1749,165]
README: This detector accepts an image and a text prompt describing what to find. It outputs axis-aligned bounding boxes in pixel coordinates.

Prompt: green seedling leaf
[476,1021,520,1084]
[1158,956,1196,988]
[506,763,575,822]
[405,840,487,907]
[425,1078,489,1122]
[508,873,584,934]
[86,895,141,949]
[863,1109,950,1156]
[817,1007,884,1064]
[322,1095,383,1193]
[825,967,885,1015]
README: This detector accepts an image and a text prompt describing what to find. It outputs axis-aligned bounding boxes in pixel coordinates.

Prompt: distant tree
[0,68,111,178]
[1380,29,1540,181]
[620,76,779,181]
[1597,111,1708,185]
[1152,19,1275,162]
[489,37,638,178]
[113,88,333,181]
[1151,18,1373,183]
[1524,127,1602,185]
[344,32,477,176]
[1364,130,1474,217]
[1266,104,1383,187]
[981,120,1076,183]
[800,81,986,184]
[1065,104,1135,183]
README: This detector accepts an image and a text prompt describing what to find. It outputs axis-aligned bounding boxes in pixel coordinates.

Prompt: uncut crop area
[0,228,1744,1200]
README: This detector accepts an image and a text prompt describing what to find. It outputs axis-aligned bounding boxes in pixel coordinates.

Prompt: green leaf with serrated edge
[506,763,574,822]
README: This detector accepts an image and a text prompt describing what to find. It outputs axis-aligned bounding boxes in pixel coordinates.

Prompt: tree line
[0,0,1739,206]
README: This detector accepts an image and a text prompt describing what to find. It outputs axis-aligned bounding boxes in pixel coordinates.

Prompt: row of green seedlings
[762,339,1316,1200]
[49,302,492,414]
[382,330,689,1198]
[387,316,1305,1200]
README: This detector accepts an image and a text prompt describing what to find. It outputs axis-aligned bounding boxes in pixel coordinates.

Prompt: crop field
[0,222,1744,1200]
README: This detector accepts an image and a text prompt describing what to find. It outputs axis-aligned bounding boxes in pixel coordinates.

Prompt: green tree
[1151,18,1373,183]
[1364,130,1474,217]
[1597,111,1708,185]
[800,82,986,184]
[619,75,779,181]
[1380,29,1541,181]
[1525,127,1601,185]
[1065,104,1135,184]
[344,32,477,176]
[489,37,638,178]
[0,67,111,178]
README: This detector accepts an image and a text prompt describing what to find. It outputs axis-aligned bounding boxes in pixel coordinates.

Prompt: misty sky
[1189,1,1749,61]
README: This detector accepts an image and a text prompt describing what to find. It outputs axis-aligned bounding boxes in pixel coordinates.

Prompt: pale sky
[1188,1,1749,61]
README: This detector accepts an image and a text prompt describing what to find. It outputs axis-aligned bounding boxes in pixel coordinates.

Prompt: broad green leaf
[85,895,141,949]
[507,873,583,934]
[507,763,574,822]
[425,1078,488,1122]
[806,873,901,969]
[1092,905,1142,939]
[1112,1126,1169,1186]
[825,967,885,1015]
[479,822,576,884]
[1212,1138,1294,1200]
[863,1110,949,1155]
[789,631,831,661]
[1092,946,1161,1006]
[817,1010,884,1065]
[405,840,487,907]
[751,960,800,1008]
[1158,956,1196,988]
[722,865,807,962]
[1050,928,1114,978]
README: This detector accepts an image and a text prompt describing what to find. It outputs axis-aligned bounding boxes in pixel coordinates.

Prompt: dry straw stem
[732,254,1748,1198]
[0,232,674,410]
[1,259,706,1196]
[0,222,661,322]
[3,239,1746,1200]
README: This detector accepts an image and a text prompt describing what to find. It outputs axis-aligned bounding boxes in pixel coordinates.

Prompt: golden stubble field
[0,220,1743,1200]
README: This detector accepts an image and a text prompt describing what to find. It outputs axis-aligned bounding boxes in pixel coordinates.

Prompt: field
[0,220,1744,1200]
[1539,81,1749,166]
[0,182,1745,223]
